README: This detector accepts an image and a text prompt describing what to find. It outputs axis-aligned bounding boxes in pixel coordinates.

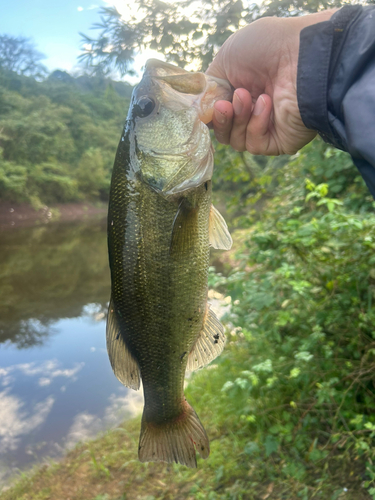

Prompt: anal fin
[209,205,232,250]
[106,297,141,390]
[187,305,226,372]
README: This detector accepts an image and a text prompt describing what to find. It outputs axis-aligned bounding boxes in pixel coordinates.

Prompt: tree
[0,35,47,77]
[79,0,345,75]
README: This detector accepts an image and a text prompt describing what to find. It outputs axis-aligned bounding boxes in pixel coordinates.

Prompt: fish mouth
[130,59,233,127]
[143,59,233,125]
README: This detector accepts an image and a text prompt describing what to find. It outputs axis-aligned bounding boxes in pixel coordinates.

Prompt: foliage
[0,68,130,205]
[2,2,375,496]
[80,0,350,74]
[0,35,47,78]
[205,141,375,497]
[3,138,375,498]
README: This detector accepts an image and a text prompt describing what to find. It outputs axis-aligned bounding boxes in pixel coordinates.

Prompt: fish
[106,59,233,468]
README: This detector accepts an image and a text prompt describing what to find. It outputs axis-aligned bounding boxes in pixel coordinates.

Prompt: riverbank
[0,202,108,229]
[1,335,369,500]
[2,395,367,500]
[1,217,373,500]
[1,416,224,500]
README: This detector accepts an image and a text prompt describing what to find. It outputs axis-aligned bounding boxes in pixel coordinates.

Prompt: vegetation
[80,0,348,73]
[3,1,375,498]
[0,61,131,209]
[3,138,375,499]
[0,35,47,78]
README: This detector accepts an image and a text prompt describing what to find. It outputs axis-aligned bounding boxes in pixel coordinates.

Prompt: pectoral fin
[187,306,226,372]
[209,205,232,250]
[106,298,141,390]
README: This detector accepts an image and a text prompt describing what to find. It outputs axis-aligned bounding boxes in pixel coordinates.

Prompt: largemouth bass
[107,59,233,468]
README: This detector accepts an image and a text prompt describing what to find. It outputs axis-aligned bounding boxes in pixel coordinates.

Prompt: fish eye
[134,97,155,118]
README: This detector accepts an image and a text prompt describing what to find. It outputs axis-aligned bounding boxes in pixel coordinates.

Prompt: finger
[211,100,234,145]
[245,94,279,156]
[229,89,254,152]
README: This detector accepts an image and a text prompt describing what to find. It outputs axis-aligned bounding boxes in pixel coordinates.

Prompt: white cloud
[7,360,84,380]
[77,6,84,11]
[0,360,85,392]
[47,364,84,379]
[65,389,143,449]
[0,391,54,453]
[38,378,52,387]
[1,375,14,387]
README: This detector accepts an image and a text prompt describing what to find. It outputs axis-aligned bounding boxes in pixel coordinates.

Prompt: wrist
[283,10,339,87]
[296,5,364,149]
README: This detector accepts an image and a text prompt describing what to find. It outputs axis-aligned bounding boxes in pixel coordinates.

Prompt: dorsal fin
[106,298,141,390]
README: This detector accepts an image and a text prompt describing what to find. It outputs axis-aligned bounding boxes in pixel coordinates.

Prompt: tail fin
[138,400,209,468]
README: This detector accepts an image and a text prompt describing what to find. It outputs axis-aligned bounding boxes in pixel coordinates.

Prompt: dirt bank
[0,202,107,229]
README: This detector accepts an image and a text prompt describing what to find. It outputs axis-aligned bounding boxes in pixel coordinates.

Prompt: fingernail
[254,96,266,116]
[233,92,243,116]
[214,108,227,125]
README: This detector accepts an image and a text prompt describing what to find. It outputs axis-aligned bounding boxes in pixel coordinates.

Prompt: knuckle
[215,132,230,145]
[230,135,246,152]
[231,143,246,153]
[245,141,260,155]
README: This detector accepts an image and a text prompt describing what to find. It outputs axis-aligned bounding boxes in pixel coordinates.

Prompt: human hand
[206,10,337,155]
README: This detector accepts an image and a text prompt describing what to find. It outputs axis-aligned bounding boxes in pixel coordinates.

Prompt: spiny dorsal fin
[106,298,141,390]
[187,306,226,372]
[209,205,232,250]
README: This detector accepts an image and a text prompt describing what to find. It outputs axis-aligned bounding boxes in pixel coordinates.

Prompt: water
[0,219,143,485]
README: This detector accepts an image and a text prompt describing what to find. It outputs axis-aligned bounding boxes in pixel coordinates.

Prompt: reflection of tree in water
[0,219,110,348]
[0,319,55,348]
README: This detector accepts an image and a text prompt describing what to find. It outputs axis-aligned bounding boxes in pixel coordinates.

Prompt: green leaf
[264,435,279,457]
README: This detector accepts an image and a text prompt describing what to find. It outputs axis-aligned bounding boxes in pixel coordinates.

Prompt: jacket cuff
[297,6,362,148]
[297,20,334,138]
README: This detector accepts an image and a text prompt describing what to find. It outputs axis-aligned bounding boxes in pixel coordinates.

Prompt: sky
[0,0,163,84]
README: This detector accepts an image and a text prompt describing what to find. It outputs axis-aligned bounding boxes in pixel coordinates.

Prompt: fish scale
[106,59,233,467]
[109,140,210,423]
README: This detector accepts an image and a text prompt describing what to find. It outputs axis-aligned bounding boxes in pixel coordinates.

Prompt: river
[0,218,143,485]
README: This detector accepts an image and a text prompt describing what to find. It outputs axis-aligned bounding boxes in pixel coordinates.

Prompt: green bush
[204,155,375,497]
[0,68,129,205]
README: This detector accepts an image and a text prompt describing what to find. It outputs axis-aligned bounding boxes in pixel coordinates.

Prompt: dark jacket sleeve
[297,5,375,198]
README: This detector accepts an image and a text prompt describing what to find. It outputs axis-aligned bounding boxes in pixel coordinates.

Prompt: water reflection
[0,220,144,486]
[0,220,110,348]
